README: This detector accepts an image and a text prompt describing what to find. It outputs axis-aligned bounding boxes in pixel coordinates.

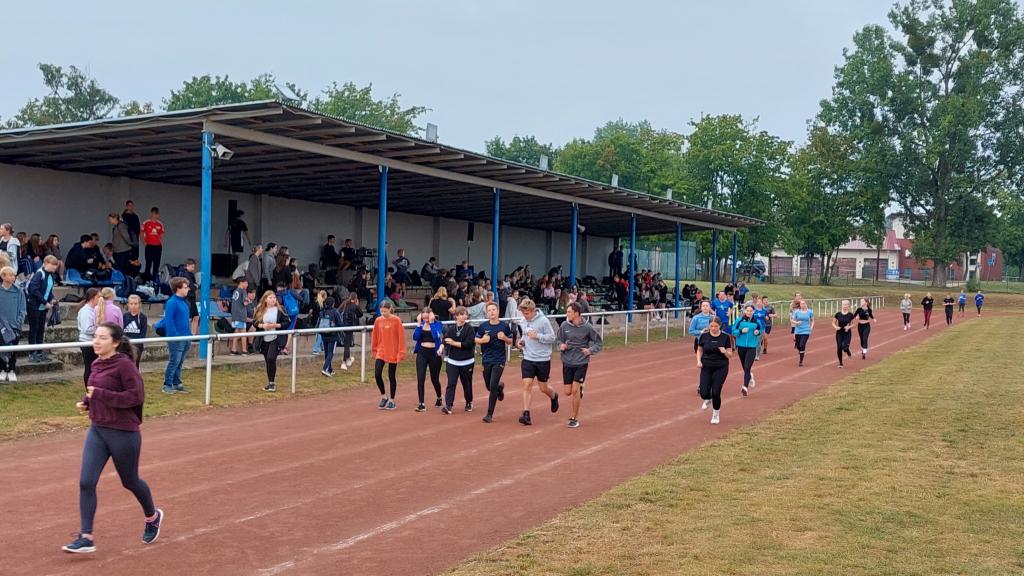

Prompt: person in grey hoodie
[899,293,913,331]
[514,298,558,426]
[0,266,27,382]
[556,302,603,428]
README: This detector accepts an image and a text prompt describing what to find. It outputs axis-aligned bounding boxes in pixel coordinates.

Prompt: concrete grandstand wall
[0,163,614,280]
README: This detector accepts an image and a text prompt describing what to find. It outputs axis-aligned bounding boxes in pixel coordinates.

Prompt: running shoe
[441,406,452,415]
[415,403,426,412]
[161,385,175,394]
[377,398,388,409]
[741,386,748,396]
[6,372,16,383]
[710,411,720,425]
[550,393,559,413]
[862,351,867,359]
[518,411,532,426]
[749,377,756,389]
[62,534,96,554]
[838,363,844,368]
[339,362,349,371]
[173,385,189,394]
[482,415,493,423]
[435,397,443,407]
[701,399,710,410]
[264,382,277,393]
[567,418,580,428]
[497,382,505,402]
[465,402,473,412]
[143,508,163,544]
[385,400,396,411]
[321,369,333,377]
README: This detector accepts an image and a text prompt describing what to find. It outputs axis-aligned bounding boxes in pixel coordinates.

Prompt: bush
[966,277,981,292]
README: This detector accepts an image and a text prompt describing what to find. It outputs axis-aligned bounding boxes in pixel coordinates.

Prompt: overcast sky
[2,0,896,151]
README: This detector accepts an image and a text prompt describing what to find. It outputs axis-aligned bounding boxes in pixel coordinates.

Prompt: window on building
[902,268,913,279]
[920,268,931,279]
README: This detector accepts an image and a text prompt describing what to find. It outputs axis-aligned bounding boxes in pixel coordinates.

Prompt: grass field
[0,331,662,441]
[445,316,1024,576]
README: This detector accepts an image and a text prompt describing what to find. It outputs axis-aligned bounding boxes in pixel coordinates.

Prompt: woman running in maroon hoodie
[62,322,164,554]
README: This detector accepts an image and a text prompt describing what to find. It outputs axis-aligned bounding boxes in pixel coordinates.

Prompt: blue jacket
[688,312,714,337]
[732,317,761,348]
[26,268,57,311]
[163,295,191,337]
[412,320,444,353]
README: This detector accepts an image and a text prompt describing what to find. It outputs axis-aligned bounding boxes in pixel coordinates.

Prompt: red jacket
[372,315,407,364]
[84,352,144,431]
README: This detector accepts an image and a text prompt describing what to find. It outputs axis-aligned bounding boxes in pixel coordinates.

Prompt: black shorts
[562,364,588,386]
[765,323,773,334]
[189,301,199,319]
[521,359,550,382]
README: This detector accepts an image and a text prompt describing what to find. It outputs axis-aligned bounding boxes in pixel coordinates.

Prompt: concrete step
[9,357,65,375]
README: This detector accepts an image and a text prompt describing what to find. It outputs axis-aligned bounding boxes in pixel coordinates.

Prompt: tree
[5,64,120,128]
[120,100,154,116]
[818,0,1024,287]
[309,82,428,135]
[993,191,1024,277]
[163,74,281,111]
[484,135,559,167]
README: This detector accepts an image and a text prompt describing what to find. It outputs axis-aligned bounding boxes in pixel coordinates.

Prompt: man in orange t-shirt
[371,300,407,410]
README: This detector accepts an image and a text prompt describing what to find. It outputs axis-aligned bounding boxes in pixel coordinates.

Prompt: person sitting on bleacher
[66,235,111,281]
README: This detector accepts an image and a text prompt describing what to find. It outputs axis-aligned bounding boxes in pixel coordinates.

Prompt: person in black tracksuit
[853,298,876,359]
[476,302,514,423]
[832,300,855,368]
[441,307,475,414]
[696,316,732,425]
[921,293,935,330]
[943,294,955,326]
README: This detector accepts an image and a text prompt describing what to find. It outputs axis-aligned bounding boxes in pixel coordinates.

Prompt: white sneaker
[701,399,710,410]
[749,377,756,389]
[339,361,349,371]
[711,410,720,424]
[345,358,354,368]
[0,371,7,383]
[6,371,15,383]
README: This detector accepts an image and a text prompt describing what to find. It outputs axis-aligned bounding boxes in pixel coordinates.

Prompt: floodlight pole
[675,223,681,319]
[377,166,388,313]
[628,213,636,322]
[492,188,500,302]
[569,203,579,289]
[198,131,213,358]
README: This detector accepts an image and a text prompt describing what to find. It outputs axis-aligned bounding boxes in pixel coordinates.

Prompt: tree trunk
[875,244,882,284]
[768,253,774,284]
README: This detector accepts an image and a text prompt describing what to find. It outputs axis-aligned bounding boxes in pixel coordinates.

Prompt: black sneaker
[497,382,505,402]
[415,403,426,412]
[263,382,277,393]
[441,406,452,415]
[550,394,559,413]
[143,508,164,544]
[435,397,443,407]
[465,402,473,412]
[518,411,532,426]
[377,398,388,409]
[482,414,493,423]
[62,534,96,554]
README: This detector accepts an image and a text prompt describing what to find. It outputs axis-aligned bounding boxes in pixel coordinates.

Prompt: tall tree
[485,135,559,167]
[163,74,281,111]
[992,190,1024,277]
[5,64,120,128]
[309,82,428,135]
[819,0,1024,286]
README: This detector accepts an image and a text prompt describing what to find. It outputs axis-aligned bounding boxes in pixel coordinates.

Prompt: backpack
[116,273,137,299]
[282,291,300,317]
[157,264,181,287]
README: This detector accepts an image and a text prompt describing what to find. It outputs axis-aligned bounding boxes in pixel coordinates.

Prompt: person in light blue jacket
[732,304,761,395]
[688,300,714,353]
[791,299,814,367]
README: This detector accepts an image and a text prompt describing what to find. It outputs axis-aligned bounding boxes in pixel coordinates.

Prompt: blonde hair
[519,298,537,311]
[127,294,142,305]
[433,287,448,300]
[101,287,116,301]
[316,290,327,308]
[0,266,14,280]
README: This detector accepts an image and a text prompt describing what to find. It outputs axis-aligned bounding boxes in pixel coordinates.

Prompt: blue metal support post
[711,230,718,297]
[731,232,738,285]
[491,188,500,302]
[627,214,636,321]
[674,223,681,319]
[198,131,213,358]
[569,203,579,289]
[377,166,388,313]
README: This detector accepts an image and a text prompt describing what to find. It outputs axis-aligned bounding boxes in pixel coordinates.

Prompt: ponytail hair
[78,287,102,314]
[97,322,136,361]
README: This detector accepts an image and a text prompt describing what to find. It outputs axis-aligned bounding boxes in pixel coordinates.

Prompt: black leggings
[795,334,810,364]
[699,363,729,410]
[415,347,442,404]
[79,425,155,534]
[375,359,398,399]
[736,346,756,387]
[857,323,871,350]
[262,337,281,382]
[835,330,852,364]
[82,346,98,388]
[483,363,505,417]
[445,362,473,408]
[902,312,911,326]
[27,307,47,347]
[945,308,953,325]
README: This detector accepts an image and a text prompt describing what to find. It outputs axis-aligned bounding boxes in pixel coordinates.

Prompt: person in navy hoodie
[161,277,192,394]
[26,255,60,363]
[62,322,163,554]
[412,308,445,412]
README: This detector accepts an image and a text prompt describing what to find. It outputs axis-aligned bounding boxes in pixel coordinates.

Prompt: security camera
[211,143,234,160]
[577,224,586,234]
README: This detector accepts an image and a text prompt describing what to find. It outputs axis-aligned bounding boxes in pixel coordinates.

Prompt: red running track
[0,310,954,576]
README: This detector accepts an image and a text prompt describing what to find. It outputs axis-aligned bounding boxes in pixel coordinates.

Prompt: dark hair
[185,258,197,266]
[266,242,277,250]
[567,302,583,315]
[709,316,722,327]
[150,206,159,214]
[97,322,135,361]
[325,297,336,309]
[79,234,92,243]
[327,234,335,241]
[78,287,102,312]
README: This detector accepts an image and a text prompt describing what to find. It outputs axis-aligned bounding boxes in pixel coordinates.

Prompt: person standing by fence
[371,300,406,410]
[25,255,59,363]
[731,304,760,395]
[854,298,875,359]
[792,300,814,367]
[77,288,104,389]
[832,300,855,368]
[696,316,732,424]
[921,292,935,329]
[0,266,26,382]
[900,294,913,331]
[122,295,148,368]
[317,297,343,377]
[943,293,955,326]
[62,322,163,554]
[160,278,191,395]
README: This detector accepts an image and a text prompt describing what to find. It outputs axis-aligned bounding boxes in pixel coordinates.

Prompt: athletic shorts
[232,321,246,330]
[521,359,551,382]
[189,301,199,318]
[562,364,588,386]
[765,323,773,334]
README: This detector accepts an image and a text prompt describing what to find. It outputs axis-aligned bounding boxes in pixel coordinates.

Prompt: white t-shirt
[262,309,279,342]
